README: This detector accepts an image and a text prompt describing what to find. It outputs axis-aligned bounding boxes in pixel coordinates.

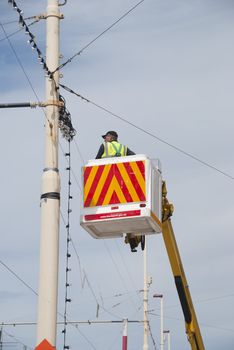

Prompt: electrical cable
[152,293,234,311]
[59,83,234,180]
[114,240,142,303]
[148,320,158,350]
[0,19,40,43]
[2,329,33,350]
[52,0,146,74]
[148,312,234,333]
[0,21,53,127]
[0,22,43,106]
[74,326,97,350]
[0,259,38,296]
[1,15,39,25]
[103,241,139,311]
[74,138,85,165]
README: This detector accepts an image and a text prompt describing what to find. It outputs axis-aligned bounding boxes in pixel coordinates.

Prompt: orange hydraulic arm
[162,181,205,350]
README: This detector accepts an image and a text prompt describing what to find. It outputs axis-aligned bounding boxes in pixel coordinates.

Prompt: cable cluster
[59,95,76,141]
[7,0,51,77]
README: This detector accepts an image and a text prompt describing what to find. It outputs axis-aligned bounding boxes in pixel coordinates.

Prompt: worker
[95,131,135,159]
[96,131,143,253]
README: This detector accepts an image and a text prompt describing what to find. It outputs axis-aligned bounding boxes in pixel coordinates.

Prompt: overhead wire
[0,22,43,107]
[0,259,38,296]
[103,241,140,312]
[1,15,40,25]
[59,83,234,180]
[2,329,33,350]
[114,240,142,303]
[148,320,158,350]
[149,293,234,312]
[0,21,53,128]
[74,326,97,350]
[0,18,40,43]
[148,311,234,333]
[52,0,146,74]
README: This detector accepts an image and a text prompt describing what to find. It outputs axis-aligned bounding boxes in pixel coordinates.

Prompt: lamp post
[163,330,171,350]
[143,237,149,350]
[153,294,164,350]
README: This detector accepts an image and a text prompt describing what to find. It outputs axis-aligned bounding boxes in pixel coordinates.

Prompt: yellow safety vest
[101,141,127,158]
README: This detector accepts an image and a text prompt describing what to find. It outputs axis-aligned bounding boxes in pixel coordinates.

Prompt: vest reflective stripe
[102,141,126,158]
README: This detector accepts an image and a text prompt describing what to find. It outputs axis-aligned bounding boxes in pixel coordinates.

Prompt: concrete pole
[35,0,61,348]
[122,319,128,350]
[143,237,148,350]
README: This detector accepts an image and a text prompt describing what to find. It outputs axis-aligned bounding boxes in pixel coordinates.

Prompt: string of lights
[6,0,76,142]
[62,141,73,350]
[59,83,234,180]
[52,0,146,74]
[7,0,51,76]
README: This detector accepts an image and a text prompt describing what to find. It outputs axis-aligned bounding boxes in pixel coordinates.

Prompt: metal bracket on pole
[35,14,48,20]
[44,13,64,19]
[39,100,64,107]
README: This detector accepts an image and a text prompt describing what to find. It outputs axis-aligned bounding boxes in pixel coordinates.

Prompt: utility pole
[35,0,61,349]
[143,237,149,350]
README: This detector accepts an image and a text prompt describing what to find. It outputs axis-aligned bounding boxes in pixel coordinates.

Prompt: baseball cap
[102,131,118,139]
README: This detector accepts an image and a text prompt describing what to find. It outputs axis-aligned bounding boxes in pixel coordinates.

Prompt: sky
[0,0,234,349]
